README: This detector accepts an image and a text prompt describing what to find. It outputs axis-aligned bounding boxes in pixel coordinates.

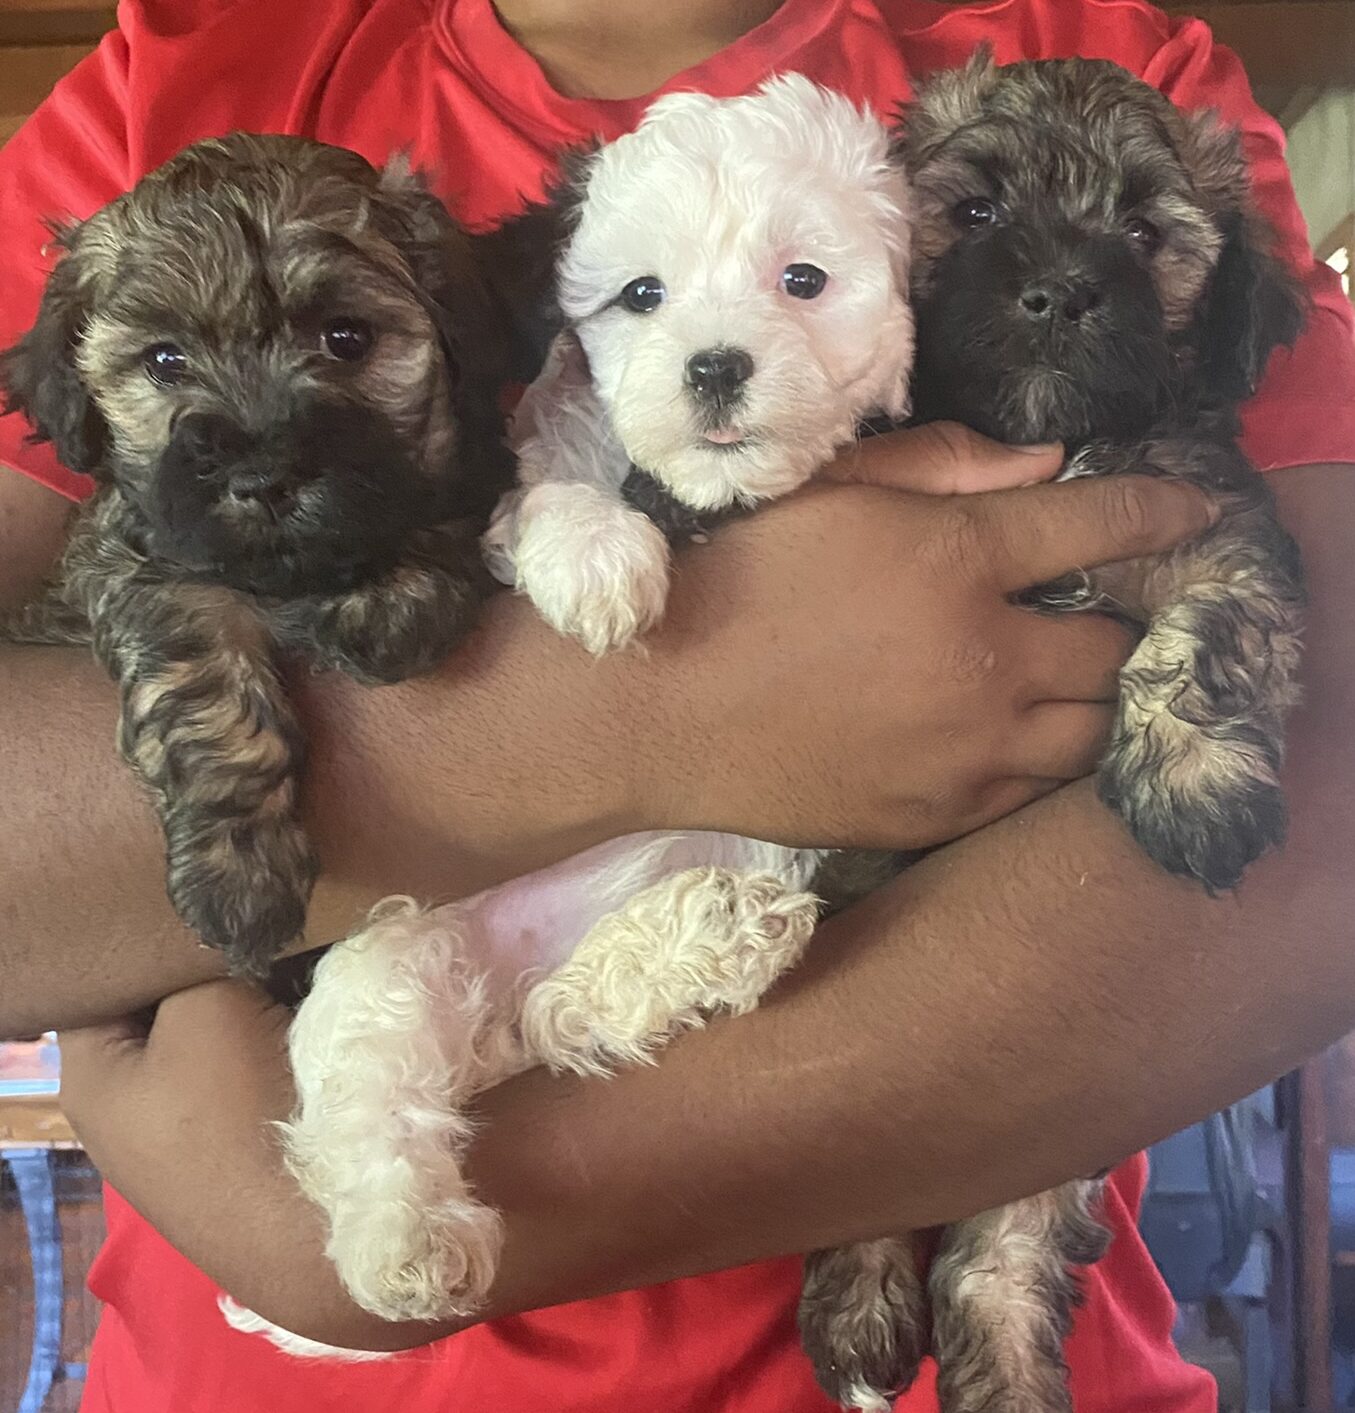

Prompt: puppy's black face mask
[144,401,431,598]
[910,217,1176,446]
[900,56,1306,448]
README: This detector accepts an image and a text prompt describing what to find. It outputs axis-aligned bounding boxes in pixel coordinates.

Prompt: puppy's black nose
[686,348,754,402]
[172,413,297,502]
[1020,281,1101,322]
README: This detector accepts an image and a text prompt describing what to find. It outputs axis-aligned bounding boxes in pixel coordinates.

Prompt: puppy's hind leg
[799,1237,928,1412]
[282,902,525,1323]
[519,865,820,1077]
[929,1180,1108,1413]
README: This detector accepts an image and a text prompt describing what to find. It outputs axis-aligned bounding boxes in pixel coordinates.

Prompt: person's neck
[492,0,787,99]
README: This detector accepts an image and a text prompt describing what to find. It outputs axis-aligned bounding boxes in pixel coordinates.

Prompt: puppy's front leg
[494,333,672,654]
[0,584,92,646]
[271,528,487,685]
[510,479,672,656]
[1071,440,1304,890]
[519,866,820,1076]
[928,1183,1109,1413]
[96,583,315,975]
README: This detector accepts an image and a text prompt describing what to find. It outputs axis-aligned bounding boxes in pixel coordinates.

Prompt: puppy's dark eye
[954,198,1000,231]
[322,318,375,362]
[781,263,828,300]
[1125,217,1162,253]
[619,277,666,314]
[143,343,189,388]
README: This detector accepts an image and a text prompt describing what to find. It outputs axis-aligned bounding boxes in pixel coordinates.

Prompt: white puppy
[264,74,915,1345]
[487,72,913,652]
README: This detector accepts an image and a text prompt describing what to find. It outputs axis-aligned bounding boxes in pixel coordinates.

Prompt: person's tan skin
[2,426,1177,1038]
[56,459,1355,1350]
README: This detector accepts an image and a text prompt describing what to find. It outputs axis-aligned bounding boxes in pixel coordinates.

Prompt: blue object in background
[1140,1089,1283,1413]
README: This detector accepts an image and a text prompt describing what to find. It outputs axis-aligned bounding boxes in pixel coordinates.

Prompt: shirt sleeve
[0,30,134,500]
[1137,10,1355,471]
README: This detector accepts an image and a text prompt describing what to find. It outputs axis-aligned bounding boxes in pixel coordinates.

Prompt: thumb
[823,422,1064,495]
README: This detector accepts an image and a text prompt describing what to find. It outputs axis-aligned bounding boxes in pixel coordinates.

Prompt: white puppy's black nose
[685,348,754,402]
[1020,279,1101,323]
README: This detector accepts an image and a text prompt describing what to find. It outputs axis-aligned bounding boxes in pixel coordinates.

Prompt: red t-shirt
[2,2,1351,1410]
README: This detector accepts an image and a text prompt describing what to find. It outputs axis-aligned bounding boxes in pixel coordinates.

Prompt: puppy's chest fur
[7,487,491,676]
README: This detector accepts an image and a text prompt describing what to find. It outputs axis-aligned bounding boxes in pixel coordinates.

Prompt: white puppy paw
[511,482,671,654]
[326,1191,504,1323]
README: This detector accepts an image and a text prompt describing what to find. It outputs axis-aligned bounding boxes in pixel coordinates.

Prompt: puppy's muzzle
[1020,277,1101,324]
[685,347,754,411]
[168,412,312,511]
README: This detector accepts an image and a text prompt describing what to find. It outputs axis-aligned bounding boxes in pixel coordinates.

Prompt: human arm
[5,430,1213,1038]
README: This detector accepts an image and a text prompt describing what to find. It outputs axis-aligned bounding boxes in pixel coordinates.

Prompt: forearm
[0,592,640,1037]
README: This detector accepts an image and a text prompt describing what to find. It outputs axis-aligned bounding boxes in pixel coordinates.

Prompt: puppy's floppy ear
[895,42,1000,172]
[0,226,108,477]
[471,200,571,386]
[461,143,600,386]
[374,158,513,392]
[1177,111,1307,403]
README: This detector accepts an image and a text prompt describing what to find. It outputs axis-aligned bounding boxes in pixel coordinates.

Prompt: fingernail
[1010,441,1063,454]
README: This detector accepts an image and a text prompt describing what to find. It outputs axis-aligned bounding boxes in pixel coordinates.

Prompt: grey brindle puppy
[798,56,1305,1413]
[0,134,515,976]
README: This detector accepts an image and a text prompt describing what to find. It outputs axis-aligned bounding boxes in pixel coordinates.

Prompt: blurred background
[1,1,1354,1410]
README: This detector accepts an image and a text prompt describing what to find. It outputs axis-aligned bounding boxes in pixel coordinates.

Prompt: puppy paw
[511,482,672,655]
[799,1239,927,1412]
[279,568,480,686]
[165,812,317,975]
[520,868,820,1076]
[330,1195,504,1323]
[1098,723,1286,892]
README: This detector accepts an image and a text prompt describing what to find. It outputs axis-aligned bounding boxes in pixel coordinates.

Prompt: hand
[634,424,1217,849]
[59,983,297,1227]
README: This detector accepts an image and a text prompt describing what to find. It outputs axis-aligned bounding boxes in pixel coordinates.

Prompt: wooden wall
[0,1,113,146]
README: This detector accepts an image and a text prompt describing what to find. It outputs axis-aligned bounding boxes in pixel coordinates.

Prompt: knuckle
[1104,477,1156,549]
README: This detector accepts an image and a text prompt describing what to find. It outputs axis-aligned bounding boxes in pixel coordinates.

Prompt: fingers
[1014,609,1137,703]
[824,422,1064,495]
[965,476,1219,591]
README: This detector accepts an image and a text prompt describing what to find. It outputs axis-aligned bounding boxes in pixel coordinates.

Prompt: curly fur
[0,134,515,976]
